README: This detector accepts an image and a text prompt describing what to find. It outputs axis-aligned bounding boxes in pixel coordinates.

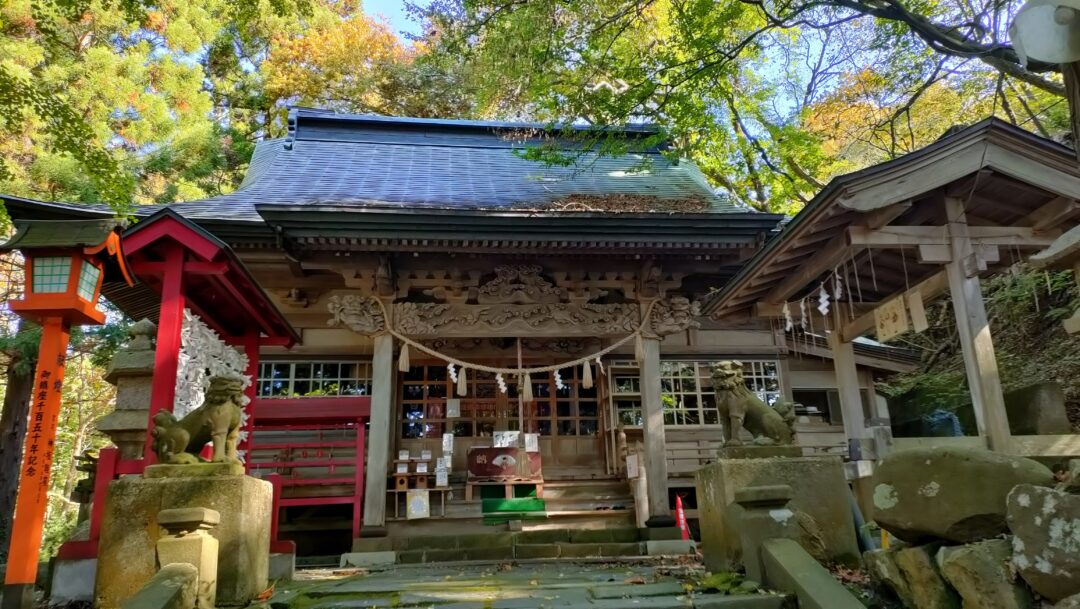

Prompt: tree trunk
[0,347,36,561]
[1062,61,1080,161]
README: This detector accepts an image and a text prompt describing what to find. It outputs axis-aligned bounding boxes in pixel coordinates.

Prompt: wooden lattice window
[257,361,373,398]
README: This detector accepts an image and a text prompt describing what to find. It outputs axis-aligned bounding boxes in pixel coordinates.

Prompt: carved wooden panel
[394,302,640,337]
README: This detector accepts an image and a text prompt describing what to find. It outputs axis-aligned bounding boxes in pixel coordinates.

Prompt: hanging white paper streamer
[799,298,808,330]
[833,269,843,301]
[817,284,830,316]
[554,369,565,390]
[782,302,794,332]
[496,373,508,394]
[447,363,458,384]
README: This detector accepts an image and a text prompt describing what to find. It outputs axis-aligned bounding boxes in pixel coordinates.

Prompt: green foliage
[696,571,760,595]
[421,0,1069,212]
[40,501,77,560]
[878,267,1080,426]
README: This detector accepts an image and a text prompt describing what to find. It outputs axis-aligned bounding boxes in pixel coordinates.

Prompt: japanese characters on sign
[874,297,910,342]
[23,352,66,494]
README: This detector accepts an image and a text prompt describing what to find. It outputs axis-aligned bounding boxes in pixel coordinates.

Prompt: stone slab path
[266,561,790,609]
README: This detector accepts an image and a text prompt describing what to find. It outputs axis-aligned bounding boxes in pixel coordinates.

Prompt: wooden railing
[247,396,370,544]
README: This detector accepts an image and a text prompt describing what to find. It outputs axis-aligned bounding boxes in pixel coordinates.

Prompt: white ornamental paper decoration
[782,302,794,332]
[833,269,843,301]
[172,309,253,461]
[817,284,830,316]
[554,370,565,391]
[496,373,508,394]
[799,298,808,330]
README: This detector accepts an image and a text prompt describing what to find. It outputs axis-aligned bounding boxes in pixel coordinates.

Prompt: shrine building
[7,109,1076,561]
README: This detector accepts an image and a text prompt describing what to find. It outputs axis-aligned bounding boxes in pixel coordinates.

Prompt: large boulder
[1055,594,1080,609]
[872,447,1055,543]
[1006,484,1080,602]
[894,543,961,609]
[864,548,915,607]
[938,539,1034,609]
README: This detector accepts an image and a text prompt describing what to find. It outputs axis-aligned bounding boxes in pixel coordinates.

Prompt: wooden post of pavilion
[827,310,869,455]
[943,197,1012,451]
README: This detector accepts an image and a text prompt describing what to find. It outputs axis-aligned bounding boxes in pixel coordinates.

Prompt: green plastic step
[482,497,546,513]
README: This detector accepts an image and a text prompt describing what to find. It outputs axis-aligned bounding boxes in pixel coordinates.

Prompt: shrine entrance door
[397,361,607,480]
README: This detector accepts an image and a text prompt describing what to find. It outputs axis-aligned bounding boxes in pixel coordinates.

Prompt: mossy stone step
[556,542,644,558]
[568,527,640,543]
[514,529,570,544]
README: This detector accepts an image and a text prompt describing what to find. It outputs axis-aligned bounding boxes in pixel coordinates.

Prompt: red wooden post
[268,472,282,544]
[144,246,186,464]
[3,317,71,609]
[88,447,118,542]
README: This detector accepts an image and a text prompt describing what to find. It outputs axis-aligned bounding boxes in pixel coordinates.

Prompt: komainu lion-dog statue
[711,361,796,446]
[151,375,245,465]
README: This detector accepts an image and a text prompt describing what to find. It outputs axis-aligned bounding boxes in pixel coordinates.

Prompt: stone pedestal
[695,456,859,572]
[95,468,271,609]
[733,485,797,583]
[156,508,220,609]
[716,445,802,460]
[97,319,156,459]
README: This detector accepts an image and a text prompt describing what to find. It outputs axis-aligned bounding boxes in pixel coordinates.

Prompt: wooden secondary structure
[52,210,300,560]
[704,118,1080,462]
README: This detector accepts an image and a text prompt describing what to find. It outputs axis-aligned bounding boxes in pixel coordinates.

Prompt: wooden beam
[861,201,912,229]
[944,196,1011,452]
[130,261,228,276]
[1019,196,1080,231]
[848,225,946,247]
[755,301,873,319]
[848,225,1060,248]
[1009,434,1080,457]
[840,271,949,342]
[764,232,857,304]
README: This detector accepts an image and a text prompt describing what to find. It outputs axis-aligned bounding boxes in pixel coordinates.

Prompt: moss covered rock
[1007,484,1080,602]
[938,539,1033,609]
[872,447,1054,543]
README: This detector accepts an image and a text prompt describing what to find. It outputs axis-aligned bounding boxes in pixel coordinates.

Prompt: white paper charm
[817,284,830,316]
[525,433,539,453]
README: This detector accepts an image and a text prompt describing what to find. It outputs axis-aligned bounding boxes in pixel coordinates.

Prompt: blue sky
[364,0,419,39]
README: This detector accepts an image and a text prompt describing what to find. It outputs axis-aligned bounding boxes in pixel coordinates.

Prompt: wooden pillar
[638,336,673,526]
[945,197,1011,451]
[827,329,866,445]
[144,246,186,463]
[361,332,394,533]
[3,317,71,609]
